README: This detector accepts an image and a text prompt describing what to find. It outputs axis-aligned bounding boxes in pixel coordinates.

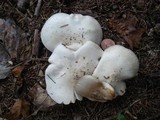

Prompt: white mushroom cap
[41,13,103,52]
[45,41,103,104]
[92,45,139,96]
[75,75,115,102]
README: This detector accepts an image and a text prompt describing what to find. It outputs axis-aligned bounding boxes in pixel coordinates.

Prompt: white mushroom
[41,13,102,52]
[75,75,115,102]
[45,41,103,104]
[75,45,139,102]
[92,45,139,96]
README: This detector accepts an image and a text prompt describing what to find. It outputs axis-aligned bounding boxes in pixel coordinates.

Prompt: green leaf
[117,113,126,120]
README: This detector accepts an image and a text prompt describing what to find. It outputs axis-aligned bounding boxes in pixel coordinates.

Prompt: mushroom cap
[93,45,139,82]
[41,13,103,52]
[92,45,139,95]
[101,39,115,50]
[45,41,103,104]
[75,75,115,102]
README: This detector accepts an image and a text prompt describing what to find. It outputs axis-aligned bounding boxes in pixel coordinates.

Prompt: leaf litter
[107,12,145,49]
[0,0,160,119]
[29,83,56,111]
[12,66,24,78]
[0,17,32,80]
[0,18,32,61]
[5,99,30,120]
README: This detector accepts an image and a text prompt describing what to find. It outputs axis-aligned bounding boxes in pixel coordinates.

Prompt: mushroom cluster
[41,13,139,105]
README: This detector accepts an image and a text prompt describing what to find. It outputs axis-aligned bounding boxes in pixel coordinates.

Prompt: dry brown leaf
[124,28,145,49]
[9,99,22,120]
[21,99,30,118]
[107,13,145,48]
[5,99,30,120]
[12,66,24,78]
[29,83,56,111]
[12,66,25,96]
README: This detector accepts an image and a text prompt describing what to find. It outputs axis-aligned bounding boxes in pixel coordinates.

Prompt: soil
[0,0,160,120]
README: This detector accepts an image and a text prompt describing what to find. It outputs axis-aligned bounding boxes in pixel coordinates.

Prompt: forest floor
[0,0,160,120]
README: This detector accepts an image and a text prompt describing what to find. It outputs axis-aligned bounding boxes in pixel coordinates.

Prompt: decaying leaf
[29,83,56,110]
[12,66,24,78]
[0,18,32,61]
[107,13,145,48]
[11,66,24,96]
[0,43,11,80]
[124,28,145,49]
[5,99,30,120]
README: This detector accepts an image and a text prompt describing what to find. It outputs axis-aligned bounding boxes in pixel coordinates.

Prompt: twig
[32,29,40,57]
[11,57,48,69]
[30,57,48,62]
[127,99,141,109]
[125,110,137,120]
[34,0,42,16]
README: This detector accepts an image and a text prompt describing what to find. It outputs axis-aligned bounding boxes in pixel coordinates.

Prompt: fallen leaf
[107,13,145,48]
[12,66,24,96]
[5,99,30,120]
[21,99,30,119]
[124,28,145,49]
[0,18,32,61]
[12,66,24,78]
[29,83,56,110]
[0,42,11,80]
